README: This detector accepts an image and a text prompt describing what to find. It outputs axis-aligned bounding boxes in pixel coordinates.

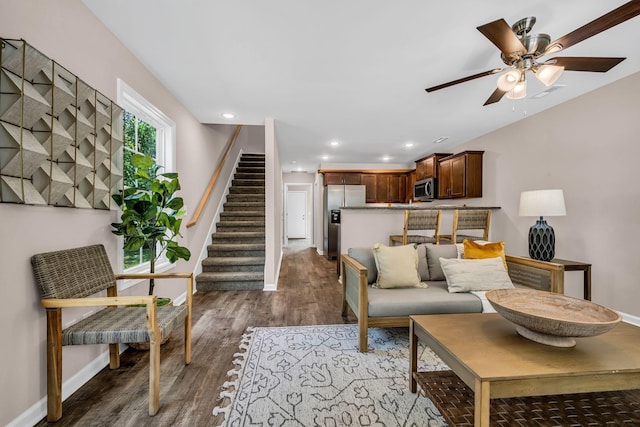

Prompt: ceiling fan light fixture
[506,80,527,100]
[546,43,563,54]
[497,69,521,91]
[535,64,565,86]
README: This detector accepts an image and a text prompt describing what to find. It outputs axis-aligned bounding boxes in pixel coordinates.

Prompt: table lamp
[519,189,566,261]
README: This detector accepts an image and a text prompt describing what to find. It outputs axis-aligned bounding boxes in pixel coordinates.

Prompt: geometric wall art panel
[0,38,124,209]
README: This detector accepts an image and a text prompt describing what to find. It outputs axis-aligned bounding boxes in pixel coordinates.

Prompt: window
[117,79,176,275]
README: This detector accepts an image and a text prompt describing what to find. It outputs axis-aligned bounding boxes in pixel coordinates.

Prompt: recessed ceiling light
[291,160,296,164]
[432,136,449,144]
[404,142,415,148]
[221,112,235,119]
[382,155,390,161]
[330,140,340,146]
[321,155,329,160]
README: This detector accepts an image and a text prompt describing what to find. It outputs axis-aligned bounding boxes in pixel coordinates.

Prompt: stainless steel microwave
[414,177,437,201]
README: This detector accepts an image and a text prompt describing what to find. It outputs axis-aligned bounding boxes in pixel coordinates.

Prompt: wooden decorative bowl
[486,288,621,347]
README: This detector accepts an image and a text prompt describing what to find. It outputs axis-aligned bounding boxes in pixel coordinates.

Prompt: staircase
[196,153,265,291]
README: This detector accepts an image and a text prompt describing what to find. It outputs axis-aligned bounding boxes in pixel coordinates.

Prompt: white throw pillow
[440,257,514,293]
[372,243,425,289]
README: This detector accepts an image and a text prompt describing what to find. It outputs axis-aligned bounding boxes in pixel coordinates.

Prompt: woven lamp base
[528,217,555,261]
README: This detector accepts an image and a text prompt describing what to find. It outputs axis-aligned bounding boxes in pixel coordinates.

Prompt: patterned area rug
[212,324,449,426]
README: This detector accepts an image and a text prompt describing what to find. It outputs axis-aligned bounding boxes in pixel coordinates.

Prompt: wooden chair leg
[149,338,160,416]
[358,316,369,353]
[109,344,120,369]
[184,317,192,365]
[185,274,193,365]
[46,309,63,422]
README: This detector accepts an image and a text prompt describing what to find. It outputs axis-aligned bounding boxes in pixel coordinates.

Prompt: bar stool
[440,209,491,243]
[389,210,441,246]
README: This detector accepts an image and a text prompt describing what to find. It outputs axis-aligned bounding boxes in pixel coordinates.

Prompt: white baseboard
[263,248,283,291]
[7,345,127,427]
[621,311,640,326]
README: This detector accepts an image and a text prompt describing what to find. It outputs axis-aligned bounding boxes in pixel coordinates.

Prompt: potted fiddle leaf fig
[111,153,191,300]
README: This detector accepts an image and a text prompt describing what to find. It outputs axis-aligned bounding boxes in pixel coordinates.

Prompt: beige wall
[264,119,283,289]
[453,71,640,314]
[0,1,263,424]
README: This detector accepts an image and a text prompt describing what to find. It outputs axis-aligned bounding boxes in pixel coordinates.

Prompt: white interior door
[287,191,307,238]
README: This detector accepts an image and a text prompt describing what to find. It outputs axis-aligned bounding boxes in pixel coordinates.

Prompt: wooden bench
[31,244,193,421]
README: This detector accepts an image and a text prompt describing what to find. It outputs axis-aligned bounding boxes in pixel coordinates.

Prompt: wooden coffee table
[409,313,640,427]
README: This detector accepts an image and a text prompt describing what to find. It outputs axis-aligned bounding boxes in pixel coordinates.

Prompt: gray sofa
[341,243,565,352]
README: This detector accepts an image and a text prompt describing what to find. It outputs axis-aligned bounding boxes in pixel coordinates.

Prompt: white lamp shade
[497,70,521,91]
[535,64,564,86]
[519,189,567,217]
[506,80,527,99]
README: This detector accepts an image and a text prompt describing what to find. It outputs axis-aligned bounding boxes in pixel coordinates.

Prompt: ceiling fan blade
[547,56,626,72]
[425,69,502,92]
[477,19,527,59]
[483,88,507,106]
[547,0,640,53]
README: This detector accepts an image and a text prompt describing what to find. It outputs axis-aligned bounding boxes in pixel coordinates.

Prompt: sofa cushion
[463,239,508,270]
[367,281,483,317]
[416,244,429,281]
[425,244,458,281]
[348,247,378,284]
[440,257,514,293]
[372,243,424,289]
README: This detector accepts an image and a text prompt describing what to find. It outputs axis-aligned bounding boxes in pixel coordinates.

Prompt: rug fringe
[211,326,257,425]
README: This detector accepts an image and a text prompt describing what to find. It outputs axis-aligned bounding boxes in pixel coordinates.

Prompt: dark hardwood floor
[36,241,355,426]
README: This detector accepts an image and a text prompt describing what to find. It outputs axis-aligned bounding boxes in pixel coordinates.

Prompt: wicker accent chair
[31,244,193,421]
[389,209,442,246]
[440,209,491,244]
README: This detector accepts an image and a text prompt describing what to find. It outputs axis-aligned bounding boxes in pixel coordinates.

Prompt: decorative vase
[528,216,555,262]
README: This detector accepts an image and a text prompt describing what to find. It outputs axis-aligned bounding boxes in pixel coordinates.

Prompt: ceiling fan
[425,0,640,105]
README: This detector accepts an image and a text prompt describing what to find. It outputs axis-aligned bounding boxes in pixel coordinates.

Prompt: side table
[551,258,592,301]
[505,255,591,300]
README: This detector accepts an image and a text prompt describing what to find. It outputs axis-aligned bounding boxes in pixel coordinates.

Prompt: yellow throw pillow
[463,239,508,271]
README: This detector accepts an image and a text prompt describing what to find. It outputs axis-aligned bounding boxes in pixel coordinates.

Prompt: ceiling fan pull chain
[523,97,528,116]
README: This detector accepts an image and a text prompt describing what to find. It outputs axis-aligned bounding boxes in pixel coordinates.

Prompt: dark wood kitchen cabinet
[375,174,406,203]
[361,174,377,203]
[320,170,410,203]
[437,151,483,199]
[323,172,362,185]
[415,153,452,181]
[405,171,416,203]
[359,173,407,203]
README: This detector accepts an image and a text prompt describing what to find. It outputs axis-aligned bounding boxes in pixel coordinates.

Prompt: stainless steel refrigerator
[323,185,366,260]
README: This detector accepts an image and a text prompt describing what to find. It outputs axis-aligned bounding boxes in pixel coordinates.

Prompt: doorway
[286,191,307,239]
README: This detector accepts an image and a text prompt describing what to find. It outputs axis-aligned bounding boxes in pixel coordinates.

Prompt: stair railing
[186,124,243,228]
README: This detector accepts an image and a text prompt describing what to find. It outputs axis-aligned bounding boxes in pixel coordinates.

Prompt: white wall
[264,119,283,289]
[0,1,262,424]
[452,71,640,314]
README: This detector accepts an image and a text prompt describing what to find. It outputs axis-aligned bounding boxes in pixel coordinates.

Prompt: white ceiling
[83,0,640,173]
